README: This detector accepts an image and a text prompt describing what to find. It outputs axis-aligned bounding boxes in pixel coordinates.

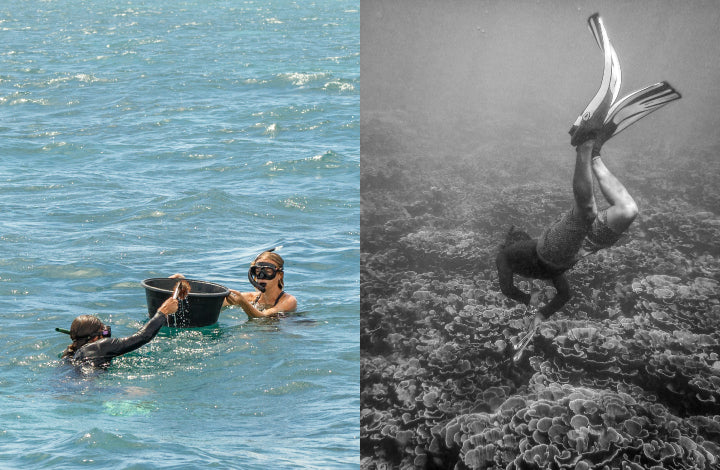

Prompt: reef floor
[361,148,720,469]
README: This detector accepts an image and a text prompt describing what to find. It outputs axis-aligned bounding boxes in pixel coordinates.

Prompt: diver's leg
[591,156,638,233]
[572,140,598,221]
[535,142,597,270]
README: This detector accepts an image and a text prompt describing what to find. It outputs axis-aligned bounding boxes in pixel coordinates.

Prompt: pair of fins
[569,13,681,146]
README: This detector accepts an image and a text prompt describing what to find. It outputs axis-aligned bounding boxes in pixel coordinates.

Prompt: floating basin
[141,278,229,327]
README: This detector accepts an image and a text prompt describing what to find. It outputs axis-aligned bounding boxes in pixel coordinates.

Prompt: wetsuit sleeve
[496,249,531,305]
[97,312,167,359]
[538,274,571,319]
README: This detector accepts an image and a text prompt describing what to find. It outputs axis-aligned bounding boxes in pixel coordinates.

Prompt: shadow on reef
[361,151,720,469]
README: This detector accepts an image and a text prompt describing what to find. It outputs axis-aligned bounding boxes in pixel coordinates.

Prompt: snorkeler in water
[497,138,638,328]
[495,14,680,358]
[58,297,178,368]
[172,248,297,318]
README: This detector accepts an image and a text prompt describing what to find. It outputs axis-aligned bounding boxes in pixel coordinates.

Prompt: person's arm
[226,290,297,318]
[538,274,571,319]
[496,249,531,305]
[95,298,177,358]
[222,287,242,307]
[171,274,237,308]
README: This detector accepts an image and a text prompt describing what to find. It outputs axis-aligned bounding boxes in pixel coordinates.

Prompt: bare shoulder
[279,292,297,311]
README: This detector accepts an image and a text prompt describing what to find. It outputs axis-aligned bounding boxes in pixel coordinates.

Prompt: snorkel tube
[248,267,266,292]
[55,324,111,339]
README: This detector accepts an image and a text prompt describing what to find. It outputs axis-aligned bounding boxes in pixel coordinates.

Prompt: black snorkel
[55,325,111,339]
[248,267,267,292]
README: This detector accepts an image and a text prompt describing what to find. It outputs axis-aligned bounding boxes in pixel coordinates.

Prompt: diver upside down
[496,139,634,327]
[495,13,680,355]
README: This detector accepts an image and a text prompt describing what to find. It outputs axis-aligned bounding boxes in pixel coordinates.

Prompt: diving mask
[55,325,111,339]
[248,262,282,292]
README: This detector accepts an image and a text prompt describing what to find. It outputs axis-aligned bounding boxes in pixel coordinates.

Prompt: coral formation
[361,149,720,469]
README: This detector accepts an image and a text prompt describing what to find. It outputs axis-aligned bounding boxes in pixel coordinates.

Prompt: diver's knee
[606,201,638,234]
[617,200,638,224]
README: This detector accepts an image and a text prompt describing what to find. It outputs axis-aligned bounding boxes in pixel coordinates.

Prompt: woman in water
[172,249,297,318]
[60,297,178,368]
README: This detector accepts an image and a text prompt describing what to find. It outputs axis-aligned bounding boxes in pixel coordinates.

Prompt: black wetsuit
[496,239,572,318]
[66,312,166,368]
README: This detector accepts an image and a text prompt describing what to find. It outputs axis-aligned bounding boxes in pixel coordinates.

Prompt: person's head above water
[248,250,285,292]
[59,314,111,359]
[70,315,111,341]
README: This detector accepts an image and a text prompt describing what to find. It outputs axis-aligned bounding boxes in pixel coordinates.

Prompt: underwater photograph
[1,0,358,468]
[361,1,720,469]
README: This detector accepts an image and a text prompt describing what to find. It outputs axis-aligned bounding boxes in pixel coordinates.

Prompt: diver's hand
[531,311,544,330]
[169,273,185,279]
[226,289,243,305]
[157,297,179,316]
[529,291,541,307]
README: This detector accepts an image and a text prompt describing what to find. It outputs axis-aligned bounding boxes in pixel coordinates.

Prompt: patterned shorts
[585,209,623,252]
[537,207,623,270]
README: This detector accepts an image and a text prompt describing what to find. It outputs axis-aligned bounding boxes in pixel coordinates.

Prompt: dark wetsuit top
[66,312,166,368]
[496,239,572,318]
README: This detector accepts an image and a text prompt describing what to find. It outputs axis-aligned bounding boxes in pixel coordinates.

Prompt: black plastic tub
[141,278,229,327]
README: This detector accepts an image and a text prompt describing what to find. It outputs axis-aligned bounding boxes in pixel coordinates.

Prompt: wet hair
[252,251,285,290]
[61,315,105,359]
[500,225,533,249]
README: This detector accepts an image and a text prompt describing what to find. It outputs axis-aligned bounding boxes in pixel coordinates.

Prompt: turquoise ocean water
[0,1,359,468]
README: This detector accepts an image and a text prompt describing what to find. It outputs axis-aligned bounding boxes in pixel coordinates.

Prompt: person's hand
[529,291,541,307]
[226,289,243,304]
[169,273,185,279]
[157,297,179,316]
[531,311,544,330]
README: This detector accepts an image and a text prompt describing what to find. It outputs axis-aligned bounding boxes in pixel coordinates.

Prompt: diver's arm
[224,289,250,307]
[257,293,297,317]
[538,274,571,319]
[99,298,176,358]
[100,313,166,357]
[222,289,235,307]
[496,250,531,305]
[229,291,297,318]
[226,290,264,317]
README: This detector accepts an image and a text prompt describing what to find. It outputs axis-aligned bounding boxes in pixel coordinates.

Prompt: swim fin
[570,13,681,148]
[600,81,682,139]
[569,13,622,145]
[587,13,622,110]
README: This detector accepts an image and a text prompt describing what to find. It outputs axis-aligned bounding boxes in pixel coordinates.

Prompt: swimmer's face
[251,258,282,287]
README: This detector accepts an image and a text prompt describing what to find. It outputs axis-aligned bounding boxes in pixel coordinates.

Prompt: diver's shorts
[537,207,623,270]
[585,208,623,251]
[537,207,592,270]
